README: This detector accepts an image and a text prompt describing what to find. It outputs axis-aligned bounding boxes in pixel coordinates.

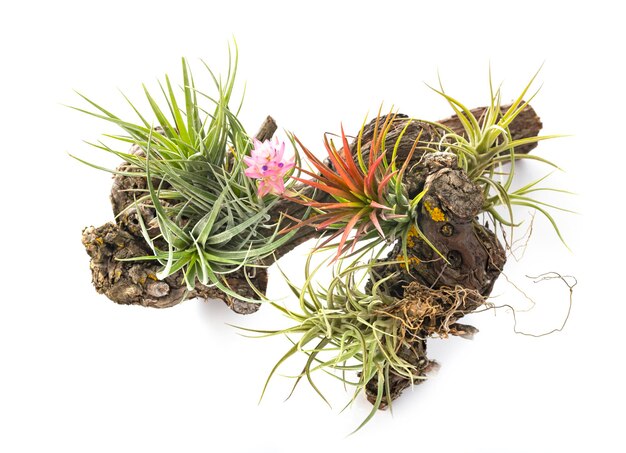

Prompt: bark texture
[357,104,541,405]
[364,152,505,405]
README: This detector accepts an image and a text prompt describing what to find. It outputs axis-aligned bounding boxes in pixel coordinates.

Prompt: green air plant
[244,253,484,433]
[71,45,296,298]
[282,112,441,262]
[427,69,572,247]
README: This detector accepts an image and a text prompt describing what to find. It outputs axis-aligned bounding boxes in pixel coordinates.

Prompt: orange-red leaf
[306,201,364,210]
[364,152,387,198]
[294,166,350,193]
[291,176,357,201]
[315,211,354,230]
[369,200,391,211]
[340,125,365,187]
[294,136,348,189]
[377,170,398,201]
[333,209,364,262]
[323,135,362,195]
[369,210,385,238]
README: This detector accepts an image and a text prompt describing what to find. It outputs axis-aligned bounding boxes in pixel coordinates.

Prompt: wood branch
[82,104,542,315]
[363,151,507,406]
[255,115,277,141]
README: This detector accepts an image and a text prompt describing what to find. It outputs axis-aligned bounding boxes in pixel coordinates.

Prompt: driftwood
[82,105,542,323]
[82,118,278,314]
[82,103,543,406]
[363,150,506,405]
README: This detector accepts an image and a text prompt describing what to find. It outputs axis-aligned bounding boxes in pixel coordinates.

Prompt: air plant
[283,113,439,262]
[428,69,572,247]
[247,255,406,432]
[243,252,483,433]
[71,44,296,298]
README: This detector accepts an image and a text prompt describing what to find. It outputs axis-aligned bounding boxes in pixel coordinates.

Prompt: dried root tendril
[479,272,576,337]
[376,282,485,340]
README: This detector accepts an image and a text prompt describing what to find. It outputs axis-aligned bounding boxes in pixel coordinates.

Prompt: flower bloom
[244,137,294,196]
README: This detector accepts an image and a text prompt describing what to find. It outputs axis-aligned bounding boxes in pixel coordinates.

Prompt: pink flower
[244,137,294,196]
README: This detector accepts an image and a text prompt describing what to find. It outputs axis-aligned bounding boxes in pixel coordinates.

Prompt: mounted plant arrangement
[75,43,571,430]
[246,75,571,429]
[75,46,299,312]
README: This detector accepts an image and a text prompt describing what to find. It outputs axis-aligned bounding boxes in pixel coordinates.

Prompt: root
[378,282,485,339]
[477,272,576,337]
[365,282,485,408]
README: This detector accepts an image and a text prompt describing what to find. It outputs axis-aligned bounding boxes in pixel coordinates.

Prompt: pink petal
[274,140,285,162]
[257,180,270,196]
[245,167,263,178]
[281,158,295,172]
[267,178,285,195]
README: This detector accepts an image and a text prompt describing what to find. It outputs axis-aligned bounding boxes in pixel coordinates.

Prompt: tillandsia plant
[73,44,297,300]
[248,255,484,433]
[282,112,440,262]
[427,69,572,247]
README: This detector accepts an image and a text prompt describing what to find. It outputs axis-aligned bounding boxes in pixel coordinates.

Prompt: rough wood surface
[347,105,539,405]
[254,115,277,141]
[82,222,266,313]
[364,152,505,405]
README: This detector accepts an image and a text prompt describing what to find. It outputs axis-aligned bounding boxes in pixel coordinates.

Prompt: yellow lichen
[95,237,104,246]
[406,225,419,248]
[396,254,421,270]
[424,201,447,222]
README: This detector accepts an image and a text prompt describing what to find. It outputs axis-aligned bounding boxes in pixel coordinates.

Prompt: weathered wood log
[82,117,277,314]
[358,105,540,406]
[82,106,540,318]
[364,152,505,405]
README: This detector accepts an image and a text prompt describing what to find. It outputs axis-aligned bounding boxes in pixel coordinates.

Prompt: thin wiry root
[477,272,576,337]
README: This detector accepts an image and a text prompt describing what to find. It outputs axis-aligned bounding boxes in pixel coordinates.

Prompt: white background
[1,1,623,452]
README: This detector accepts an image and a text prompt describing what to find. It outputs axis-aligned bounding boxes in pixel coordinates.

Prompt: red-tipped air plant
[281,113,422,261]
